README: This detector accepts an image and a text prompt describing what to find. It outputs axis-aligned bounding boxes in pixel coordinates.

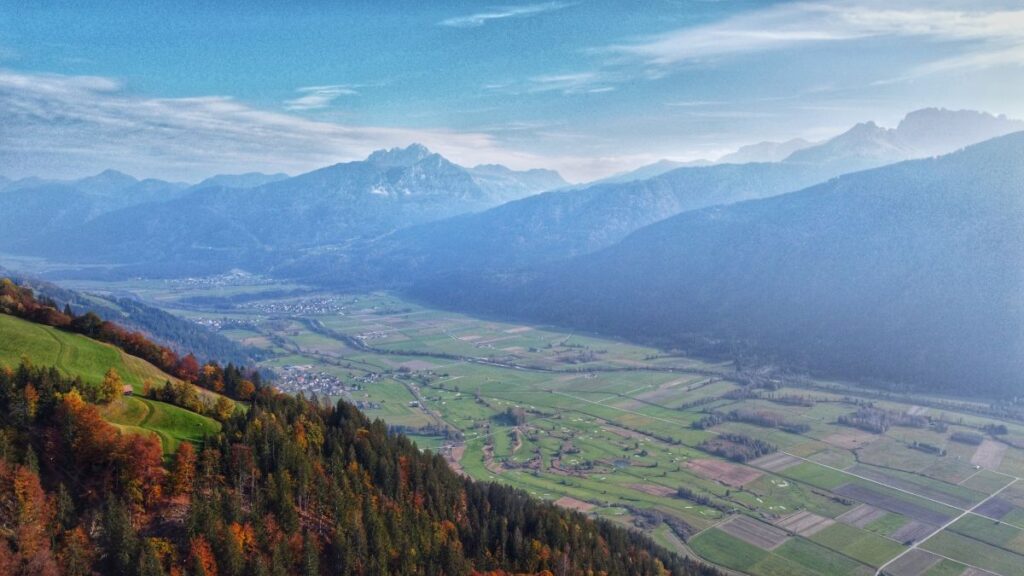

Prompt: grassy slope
[0,313,220,452]
[103,395,220,452]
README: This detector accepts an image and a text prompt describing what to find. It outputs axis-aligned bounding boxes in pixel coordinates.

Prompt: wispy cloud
[524,72,613,94]
[439,1,574,28]
[487,71,616,95]
[609,1,1024,75]
[0,70,630,183]
[0,70,535,180]
[910,44,1024,77]
[284,84,358,111]
[665,100,722,108]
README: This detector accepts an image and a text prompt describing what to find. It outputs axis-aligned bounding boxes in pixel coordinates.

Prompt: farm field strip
[774,452,971,518]
[919,531,1020,576]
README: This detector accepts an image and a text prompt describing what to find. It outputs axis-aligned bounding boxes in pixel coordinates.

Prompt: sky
[1,0,1022,182]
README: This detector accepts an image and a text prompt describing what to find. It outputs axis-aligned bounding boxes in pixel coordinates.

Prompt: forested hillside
[0,283,715,576]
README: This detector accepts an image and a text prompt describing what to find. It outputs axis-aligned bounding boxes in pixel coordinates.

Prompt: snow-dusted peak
[366,143,434,167]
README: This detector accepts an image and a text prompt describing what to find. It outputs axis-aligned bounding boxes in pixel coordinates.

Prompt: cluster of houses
[241,296,350,316]
[167,270,274,290]
[275,364,348,396]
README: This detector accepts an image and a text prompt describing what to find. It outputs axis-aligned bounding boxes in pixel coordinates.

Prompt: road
[875,477,1019,575]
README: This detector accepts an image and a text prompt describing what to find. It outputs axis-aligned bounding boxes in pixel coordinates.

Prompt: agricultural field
[58,277,1024,575]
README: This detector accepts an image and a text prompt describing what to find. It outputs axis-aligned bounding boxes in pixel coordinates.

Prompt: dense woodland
[0,293,716,575]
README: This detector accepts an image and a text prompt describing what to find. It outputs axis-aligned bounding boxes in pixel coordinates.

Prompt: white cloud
[486,71,617,95]
[665,100,722,108]
[912,44,1024,76]
[283,84,359,111]
[526,72,602,94]
[609,1,1024,73]
[0,69,632,183]
[439,2,574,28]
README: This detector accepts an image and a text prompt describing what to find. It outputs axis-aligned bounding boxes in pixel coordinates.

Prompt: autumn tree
[100,367,124,404]
[201,364,224,393]
[170,442,196,498]
[120,433,165,511]
[22,383,39,421]
[58,526,95,576]
[176,354,200,383]
[55,389,122,499]
[214,396,235,422]
[189,536,218,576]
[0,463,60,576]
[235,379,256,401]
[0,542,13,576]
[12,465,54,557]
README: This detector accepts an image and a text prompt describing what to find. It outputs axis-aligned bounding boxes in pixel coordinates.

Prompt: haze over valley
[3,2,1024,575]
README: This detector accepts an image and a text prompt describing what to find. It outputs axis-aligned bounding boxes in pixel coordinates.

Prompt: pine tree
[302,531,320,576]
[137,538,166,576]
[100,497,138,574]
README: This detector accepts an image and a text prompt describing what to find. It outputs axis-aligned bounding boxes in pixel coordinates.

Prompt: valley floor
[55,274,1024,576]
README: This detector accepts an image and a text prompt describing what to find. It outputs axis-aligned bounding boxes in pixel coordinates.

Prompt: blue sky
[1,0,1023,181]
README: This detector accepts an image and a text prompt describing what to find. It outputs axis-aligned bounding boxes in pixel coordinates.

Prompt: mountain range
[586,159,713,186]
[4,107,1023,395]
[783,108,1024,173]
[4,109,1016,281]
[410,132,1024,394]
[298,160,840,287]
[575,108,1022,188]
[718,138,814,164]
[288,108,1024,288]
[1,145,567,276]
[193,171,290,190]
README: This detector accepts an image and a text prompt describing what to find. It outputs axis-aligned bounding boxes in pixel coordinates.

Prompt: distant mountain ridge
[194,171,289,190]
[4,108,1020,289]
[577,108,1019,188]
[295,108,1024,289]
[586,159,712,186]
[0,171,190,249]
[468,163,568,200]
[296,160,841,287]
[3,145,567,276]
[783,108,1024,173]
[718,138,813,164]
[413,132,1024,394]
